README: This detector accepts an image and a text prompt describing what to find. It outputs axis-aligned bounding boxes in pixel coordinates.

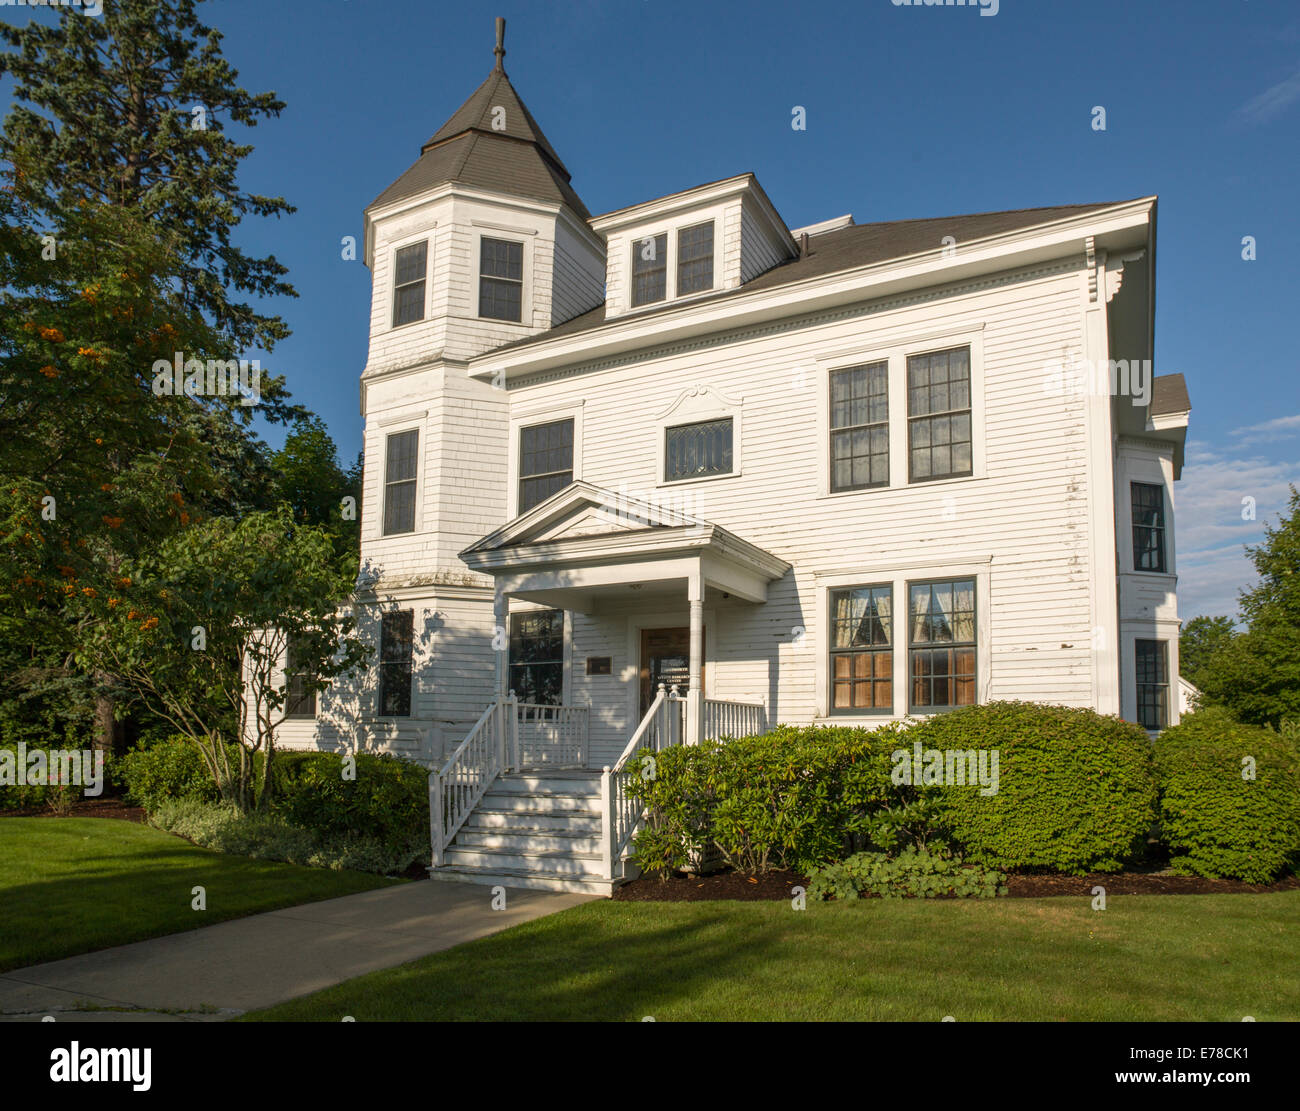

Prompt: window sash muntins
[829,585,893,712]
[378,611,414,717]
[1135,639,1169,729]
[392,241,427,326]
[665,418,733,481]
[479,238,524,322]
[1131,482,1167,572]
[383,430,418,535]
[631,233,668,306]
[830,362,889,492]
[509,610,564,706]
[518,419,574,512]
[908,579,976,710]
[907,347,972,482]
[677,222,714,295]
[285,640,317,718]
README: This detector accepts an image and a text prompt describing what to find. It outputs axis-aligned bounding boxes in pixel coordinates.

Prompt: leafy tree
[1178,615,1236,688]
[74,507,369,811]
[271,416,361,559]
[1195,486,1300,726]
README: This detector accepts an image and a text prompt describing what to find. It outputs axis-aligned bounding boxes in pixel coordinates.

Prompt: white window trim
[1115,440,1177,579]
[654,384,742,488]
[616,207,724,314]
[388,231,433,330]
[813,561,992,720]
[374,605,419,721]
[1119,623,1182,732]
[505,601,572,706]
[507,401,584,519]
[475,229,533,327]
[379,421,425,537]
[814,326,986,500]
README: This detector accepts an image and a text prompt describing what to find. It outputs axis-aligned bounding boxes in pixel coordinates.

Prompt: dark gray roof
[1151,373,1190,415]
[494,201,1131,354]
[369,68,589,219]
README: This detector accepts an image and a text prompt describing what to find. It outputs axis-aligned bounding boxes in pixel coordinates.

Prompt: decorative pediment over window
[654,383,743,423]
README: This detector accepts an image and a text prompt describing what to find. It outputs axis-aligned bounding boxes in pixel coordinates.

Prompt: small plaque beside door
[585,656,612,676]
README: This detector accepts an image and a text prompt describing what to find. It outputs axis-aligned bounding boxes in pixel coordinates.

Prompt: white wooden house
[268,20,1191,893]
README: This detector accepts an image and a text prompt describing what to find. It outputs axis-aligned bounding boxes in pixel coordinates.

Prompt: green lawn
[0,818,397,972]
[243,891,1300,1022]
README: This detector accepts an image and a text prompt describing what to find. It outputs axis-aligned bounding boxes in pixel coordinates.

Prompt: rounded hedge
[916,701,1157,874]
[1154,708,1300,883]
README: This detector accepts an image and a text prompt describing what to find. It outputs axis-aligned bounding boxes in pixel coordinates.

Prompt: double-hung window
[909,579,977,711]
[830,361,889,492]
[829,585,893,712]
[378,610,414,718]
[392,241,427,327]
[677,222,714,295]
[631,233,668,307]
[285,638,317,719]
[518,418,573,513]
[1131,482,1167,572]
[382,430,418,535]
[479,237,524,322]
[509,610,564,705]
[1135,639,1169,729]
[908,346,972,482]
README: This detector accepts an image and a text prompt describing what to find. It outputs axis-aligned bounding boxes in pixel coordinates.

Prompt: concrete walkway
[0,880,591,1021]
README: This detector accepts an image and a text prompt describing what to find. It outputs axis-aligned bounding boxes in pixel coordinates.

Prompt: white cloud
[1174,443,1298,618]
[1229,412,1300,445]
[1239,61,1300,123]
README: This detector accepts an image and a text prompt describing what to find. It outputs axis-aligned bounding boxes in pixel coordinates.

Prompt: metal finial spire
[493,17,506,72]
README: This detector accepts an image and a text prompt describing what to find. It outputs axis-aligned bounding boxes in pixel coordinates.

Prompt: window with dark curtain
[631,233,668,306]
[1135,639,1168,729]
[379,610,414,717]
[518,418,573,512]
[392,241,427,327]
[1131,482,1167,572]
[907,346,972,482]
[479,237,524,322]
[285,638,317,718]
[830,585,893,712]
[909,579,977,711]
[831,362,889,491]
[509,610,564,705]
[677,222,714,294]
[383,430,418,535]
[665,418,733,482]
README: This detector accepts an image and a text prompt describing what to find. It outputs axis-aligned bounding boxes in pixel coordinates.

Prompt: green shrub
[1155,708,1300,883]
[0,737,118,810]
[120,735,222,811]
[273,751,427,851]
[917,702,1157,874]
[149,798,425,875]
[807,845,1006,900]
[627,721,920,875]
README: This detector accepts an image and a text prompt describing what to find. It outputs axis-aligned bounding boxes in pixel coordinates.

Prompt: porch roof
[459,482,790,609]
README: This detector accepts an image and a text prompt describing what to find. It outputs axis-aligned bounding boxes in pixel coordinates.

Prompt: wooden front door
[640,626,703,714]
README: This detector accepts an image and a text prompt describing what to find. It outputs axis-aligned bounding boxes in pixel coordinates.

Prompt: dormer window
[392,241,427,327]
[677,221,714,294]
[480,237,524,322]
[631,233,668,307]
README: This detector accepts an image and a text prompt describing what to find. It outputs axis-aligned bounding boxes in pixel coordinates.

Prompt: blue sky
[3,0,1297,619]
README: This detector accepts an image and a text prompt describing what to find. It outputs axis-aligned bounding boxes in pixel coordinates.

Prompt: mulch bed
[0,796,146,823]
[613,867,1300,902]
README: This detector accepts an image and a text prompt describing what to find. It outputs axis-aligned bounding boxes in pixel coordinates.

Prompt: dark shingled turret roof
[368,21,589,218]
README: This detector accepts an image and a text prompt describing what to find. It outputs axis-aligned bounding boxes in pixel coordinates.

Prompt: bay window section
[479,237,524,322]
[1135,639,1169,729]
[378,610,414,718]
[382,429,418,535]
[829,585,893,713]
[391,241,427,327]
[909,579,976,711]
[1131,482,1167,572]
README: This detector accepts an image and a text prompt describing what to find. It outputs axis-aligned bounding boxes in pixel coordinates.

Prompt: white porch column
[493,582,509,701]
[686,572,704,745]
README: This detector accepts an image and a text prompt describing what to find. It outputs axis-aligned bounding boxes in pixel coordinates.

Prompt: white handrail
[702,697,765,741]
[429,694,513,866]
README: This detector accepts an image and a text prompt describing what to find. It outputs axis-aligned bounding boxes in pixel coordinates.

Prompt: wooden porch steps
[428,770,631,896]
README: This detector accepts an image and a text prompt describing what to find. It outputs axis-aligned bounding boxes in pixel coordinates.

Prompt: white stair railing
[516,702,589,767]
[599,684,686,880]
[702,698,766,741]
[429,693,516,867]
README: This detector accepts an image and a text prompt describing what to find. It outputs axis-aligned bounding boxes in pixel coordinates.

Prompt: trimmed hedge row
[628,702,1300,882]
[121,737,429,872]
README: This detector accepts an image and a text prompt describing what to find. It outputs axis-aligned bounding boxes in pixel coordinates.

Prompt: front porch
[427,482,790,893]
